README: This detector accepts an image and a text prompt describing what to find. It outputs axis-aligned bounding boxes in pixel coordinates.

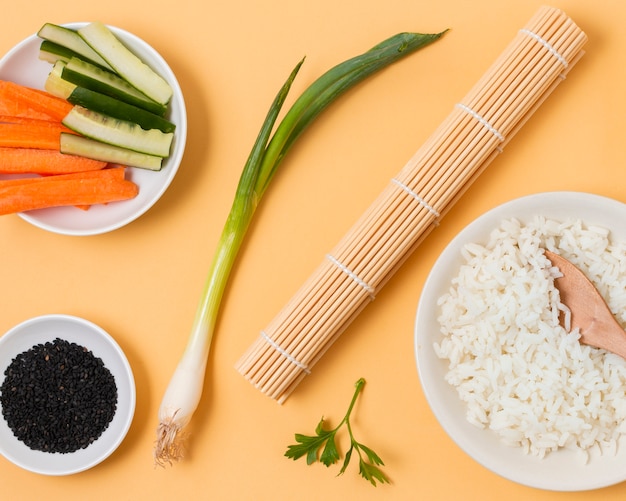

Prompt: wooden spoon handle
[546,250,626,358]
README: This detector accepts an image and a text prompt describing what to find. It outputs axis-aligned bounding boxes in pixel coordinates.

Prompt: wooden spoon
[545,250,626,359]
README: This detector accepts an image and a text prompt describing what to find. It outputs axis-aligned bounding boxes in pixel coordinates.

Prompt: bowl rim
[0,313,136,475]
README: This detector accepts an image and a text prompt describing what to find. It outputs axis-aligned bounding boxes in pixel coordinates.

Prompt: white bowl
[0,22,187,236]
[415,191,626,491]
[0,314,135,475]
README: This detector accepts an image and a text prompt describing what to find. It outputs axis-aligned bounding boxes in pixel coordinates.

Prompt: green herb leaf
[357,442,385,466]
[314,417,327,436]
[319,433,340,466]
[338,445,353,476]
[359,458,390,486]
[285,378,389,486]
[284,430,329,463]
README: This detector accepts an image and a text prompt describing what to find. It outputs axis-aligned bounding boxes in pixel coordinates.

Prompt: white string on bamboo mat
[519,28,569,68]
[390,178,441,223]
[259,330,311,374]
[325,254,376,299]
[454,103,505,142]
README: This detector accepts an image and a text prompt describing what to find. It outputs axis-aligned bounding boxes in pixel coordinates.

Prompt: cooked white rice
[434,216,626,459]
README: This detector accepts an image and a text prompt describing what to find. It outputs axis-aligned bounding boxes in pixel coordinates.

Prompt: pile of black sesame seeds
[0,338,118,454]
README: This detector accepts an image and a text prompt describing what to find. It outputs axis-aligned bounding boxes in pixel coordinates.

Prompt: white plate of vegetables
[0,22,187,236]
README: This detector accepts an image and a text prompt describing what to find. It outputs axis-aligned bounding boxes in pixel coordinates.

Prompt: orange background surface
[0,0,625,499]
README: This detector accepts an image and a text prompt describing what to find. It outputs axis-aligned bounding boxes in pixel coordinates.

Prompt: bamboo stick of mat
[235,6,588,403]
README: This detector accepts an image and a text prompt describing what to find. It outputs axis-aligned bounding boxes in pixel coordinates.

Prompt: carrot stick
[0,147,107,174]
[0,80,73,121]
[0,167,124,213]
[0,115,72,129]
[75,162,130,211]
[0,167,138,215]
[0,122,72,149]
[0,167,125,186]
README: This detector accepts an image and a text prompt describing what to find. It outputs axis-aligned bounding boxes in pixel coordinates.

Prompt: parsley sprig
[285,378,389,486]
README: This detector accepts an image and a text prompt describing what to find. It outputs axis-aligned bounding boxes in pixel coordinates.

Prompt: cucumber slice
[61,132,163,171]
[37,23,113,71]
[39,40,80,65]
[62,106,173,157]
[67,87,175,133]
[62,57,167,116]
[44,61,76,100]
[78,22,172,105]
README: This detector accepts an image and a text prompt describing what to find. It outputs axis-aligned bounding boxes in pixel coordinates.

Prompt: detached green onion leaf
[153,30,446,466]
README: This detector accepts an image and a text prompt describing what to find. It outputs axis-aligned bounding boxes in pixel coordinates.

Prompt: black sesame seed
[0,338,117,454]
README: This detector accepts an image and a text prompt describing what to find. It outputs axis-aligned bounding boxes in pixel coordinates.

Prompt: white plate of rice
[415,191,626,491]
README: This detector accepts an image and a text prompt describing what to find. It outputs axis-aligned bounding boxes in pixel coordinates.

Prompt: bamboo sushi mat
[235,5,588,403]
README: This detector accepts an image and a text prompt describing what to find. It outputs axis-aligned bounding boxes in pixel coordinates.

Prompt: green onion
[153,30,447,466]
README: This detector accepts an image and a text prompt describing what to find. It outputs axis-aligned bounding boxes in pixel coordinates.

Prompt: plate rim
[414,190,626,492]
[0,22,187,236]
